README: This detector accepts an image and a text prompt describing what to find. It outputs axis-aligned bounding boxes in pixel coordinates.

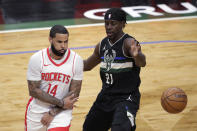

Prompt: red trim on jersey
[48,125,70,131]
[41,50,45,72]
[47,48,71,67]
[24,97,33,131]
[72,53,76,76]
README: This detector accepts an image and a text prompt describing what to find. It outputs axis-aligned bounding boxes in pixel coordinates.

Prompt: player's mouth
[106,31,113,37]
[59,49,65,53]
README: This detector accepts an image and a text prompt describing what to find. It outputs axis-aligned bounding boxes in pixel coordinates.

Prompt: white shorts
[25,98,72,131]
[25,119,46,131]
[25,110,72,131]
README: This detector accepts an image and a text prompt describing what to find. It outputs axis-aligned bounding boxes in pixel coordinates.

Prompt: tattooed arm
[27,52,67,109]
[41,54,83,126]
[41,79,82,126]
[69,79,82,97]
[27,80,64,108]
[49,79,82,114]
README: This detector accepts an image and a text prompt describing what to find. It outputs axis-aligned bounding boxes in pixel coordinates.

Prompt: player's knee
[82,119,89,131]
[82,122,88,131]
[126,110,136,131]
[82,118,95,131]
[111,111,136,131]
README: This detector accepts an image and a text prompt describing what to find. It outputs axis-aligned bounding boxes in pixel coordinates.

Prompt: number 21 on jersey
[105,73,113,84]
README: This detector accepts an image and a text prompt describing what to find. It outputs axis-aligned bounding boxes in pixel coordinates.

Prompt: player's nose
[106,24,112,30]
[60,43,66,48]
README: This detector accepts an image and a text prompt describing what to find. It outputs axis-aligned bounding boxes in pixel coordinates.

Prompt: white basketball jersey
[26,47,83,114]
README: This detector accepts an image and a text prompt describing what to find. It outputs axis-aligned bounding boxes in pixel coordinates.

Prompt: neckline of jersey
[47,47,71,66]
[108,33,126,47]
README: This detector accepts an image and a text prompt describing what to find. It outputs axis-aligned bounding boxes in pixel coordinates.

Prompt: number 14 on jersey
[47,83,58,96]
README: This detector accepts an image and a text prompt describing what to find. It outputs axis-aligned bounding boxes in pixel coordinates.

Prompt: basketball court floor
[0,1,197,130]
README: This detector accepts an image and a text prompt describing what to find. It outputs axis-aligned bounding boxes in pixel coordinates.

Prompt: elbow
[136,61,146,67]
[134,54,146,67]
[29,91,34,97]
[83,60,95,71]
[83,61,90,71]
[139,57,146,67]
[83,63,93,71]
[141,61,146,67]
[29,89,39,98]
[29,90,36,97]
[84,67,92,71]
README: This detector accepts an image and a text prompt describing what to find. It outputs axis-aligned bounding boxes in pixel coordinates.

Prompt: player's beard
[51,43,66,56]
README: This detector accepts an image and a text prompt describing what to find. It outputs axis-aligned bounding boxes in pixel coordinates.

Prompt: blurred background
[0,0,196,31]
[0,1,197,131]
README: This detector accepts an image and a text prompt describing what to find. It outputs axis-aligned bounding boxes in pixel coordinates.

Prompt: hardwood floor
[0,18,197,131]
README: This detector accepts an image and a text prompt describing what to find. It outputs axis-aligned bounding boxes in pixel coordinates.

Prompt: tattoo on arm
[48,80,82,116]
[27,80,64,108]
[49,106,62,117]
[69,80,82,97]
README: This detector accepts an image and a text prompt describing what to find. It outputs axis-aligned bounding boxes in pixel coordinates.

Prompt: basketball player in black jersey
[83,8,146,131]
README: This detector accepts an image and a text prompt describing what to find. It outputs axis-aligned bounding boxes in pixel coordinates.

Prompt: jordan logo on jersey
[104,49,116,71]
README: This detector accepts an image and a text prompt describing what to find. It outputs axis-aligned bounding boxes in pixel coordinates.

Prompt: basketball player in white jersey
[25,25,83,131]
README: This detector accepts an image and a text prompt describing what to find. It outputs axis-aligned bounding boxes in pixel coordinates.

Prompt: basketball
[161,87,187,113]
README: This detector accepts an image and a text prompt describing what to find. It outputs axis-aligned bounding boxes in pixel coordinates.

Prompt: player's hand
[41,112,54,127]
[62,92,78,110]
[130,39,141,57]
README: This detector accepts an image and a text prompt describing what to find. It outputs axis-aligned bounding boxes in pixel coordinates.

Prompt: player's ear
[122,21,126,28]
[49,36,52,44]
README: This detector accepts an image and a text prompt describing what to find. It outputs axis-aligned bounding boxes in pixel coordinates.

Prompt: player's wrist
[58,99,64,109]
[48,110,56,117]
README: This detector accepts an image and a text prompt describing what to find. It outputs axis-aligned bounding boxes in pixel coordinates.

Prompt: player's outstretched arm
[27,80,64,108]
[124,38,146,67]
[84,43,101,71]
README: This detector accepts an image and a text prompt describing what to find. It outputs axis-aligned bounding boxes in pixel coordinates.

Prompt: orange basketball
[161,87,187,113]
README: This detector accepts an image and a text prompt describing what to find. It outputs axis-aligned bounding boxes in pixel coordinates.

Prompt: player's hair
[50,25,69,38]
[104,8,127,23]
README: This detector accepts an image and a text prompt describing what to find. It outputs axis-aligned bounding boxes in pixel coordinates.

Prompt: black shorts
[83,100,138,131]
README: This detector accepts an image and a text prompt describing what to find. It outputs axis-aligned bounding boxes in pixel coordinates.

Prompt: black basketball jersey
[95,34,141,111]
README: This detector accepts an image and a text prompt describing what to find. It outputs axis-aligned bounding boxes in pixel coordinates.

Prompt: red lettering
[41,73,45,80]
[45,73,49,81]
[49,73,52,81]
[50,85,58,96]
[47,84,58,96]
[58,73,62,82]
[62,74,66,83]
[66,75,71,84]
[42,72,71,83]
[45,73,52,81]
[50,72,54,81]
[53,72,58,81]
